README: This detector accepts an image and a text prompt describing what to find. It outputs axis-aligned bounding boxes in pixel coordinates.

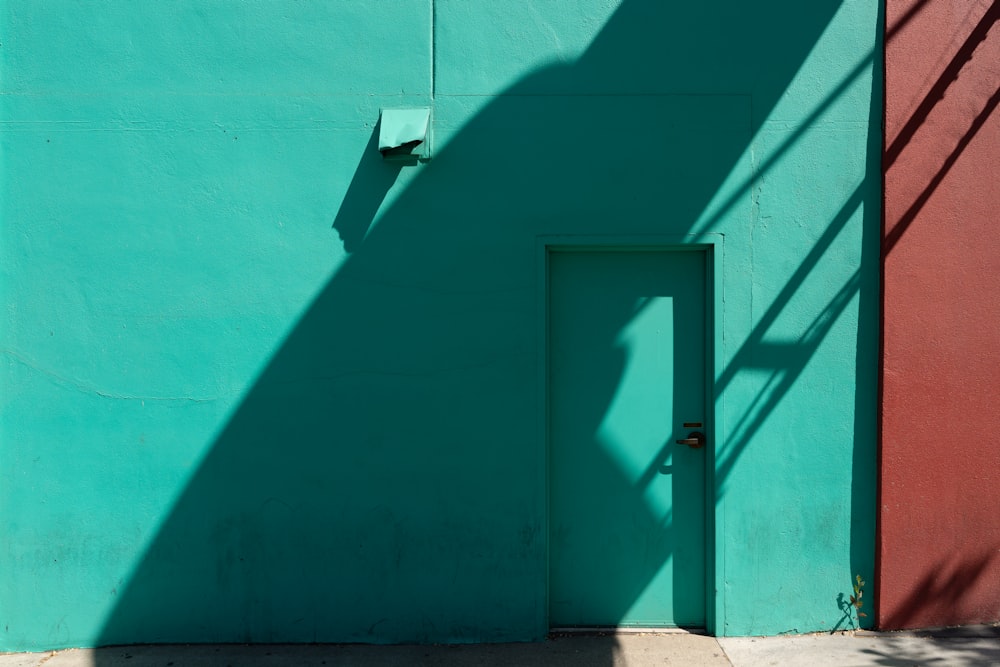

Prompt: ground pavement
[2,626,999,666]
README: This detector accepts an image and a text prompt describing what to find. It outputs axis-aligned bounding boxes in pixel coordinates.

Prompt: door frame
[537,234,724,635]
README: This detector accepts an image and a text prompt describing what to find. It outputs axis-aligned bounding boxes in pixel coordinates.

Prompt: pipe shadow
[332,121,404,254]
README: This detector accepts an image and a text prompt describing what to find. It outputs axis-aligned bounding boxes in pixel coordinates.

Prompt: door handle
[676,431,705,449]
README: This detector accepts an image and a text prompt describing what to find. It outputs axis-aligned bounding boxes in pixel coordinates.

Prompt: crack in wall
[3,350,225,403]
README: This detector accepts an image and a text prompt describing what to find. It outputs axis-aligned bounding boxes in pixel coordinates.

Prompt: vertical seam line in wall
[748,94,758,357]
[431,0,437,99]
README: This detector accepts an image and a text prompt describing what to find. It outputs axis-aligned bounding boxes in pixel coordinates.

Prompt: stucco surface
[880,0,1000,629]
[1,0,880,650]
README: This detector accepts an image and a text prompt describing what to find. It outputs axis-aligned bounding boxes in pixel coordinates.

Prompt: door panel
[548,249,707,628]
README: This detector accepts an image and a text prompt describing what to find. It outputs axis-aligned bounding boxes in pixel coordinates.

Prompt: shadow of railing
[883,1,1000,254]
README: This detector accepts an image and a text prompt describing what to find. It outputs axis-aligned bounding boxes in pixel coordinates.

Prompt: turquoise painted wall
[0,0,881,650]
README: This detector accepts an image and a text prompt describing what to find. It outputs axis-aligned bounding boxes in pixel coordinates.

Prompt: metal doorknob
[676,431,705,449]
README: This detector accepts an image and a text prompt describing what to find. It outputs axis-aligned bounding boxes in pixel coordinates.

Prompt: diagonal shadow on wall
[92,0,879,653]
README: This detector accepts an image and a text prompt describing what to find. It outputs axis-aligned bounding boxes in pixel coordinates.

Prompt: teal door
[548,249,708,628]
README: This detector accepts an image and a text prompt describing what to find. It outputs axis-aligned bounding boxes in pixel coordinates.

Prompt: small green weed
[833,574,867,632]
[849,574,867,620]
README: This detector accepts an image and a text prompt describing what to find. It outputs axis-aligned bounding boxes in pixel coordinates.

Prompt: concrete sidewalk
[2,628,999,667]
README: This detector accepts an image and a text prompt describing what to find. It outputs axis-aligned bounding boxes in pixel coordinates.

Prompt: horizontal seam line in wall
[0,127,377,131]
[0,92,434,97]
[0,91,751,99]
[435,92,753,98]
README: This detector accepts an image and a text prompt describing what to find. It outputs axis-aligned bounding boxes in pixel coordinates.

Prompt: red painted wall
[880,0,1000,629]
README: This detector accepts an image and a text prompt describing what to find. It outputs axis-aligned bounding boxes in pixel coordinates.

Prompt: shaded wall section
[1,0,881,649]
[880,0,1000,629]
